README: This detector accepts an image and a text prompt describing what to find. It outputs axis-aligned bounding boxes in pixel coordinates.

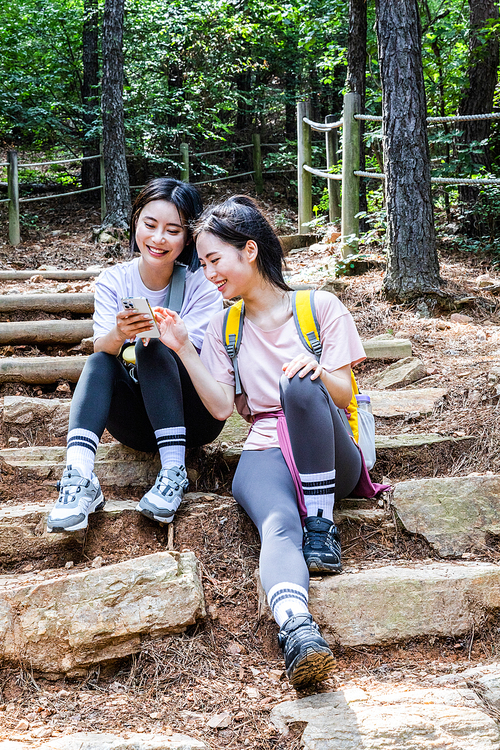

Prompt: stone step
[392,474,500,557]
[362,335,412,360]
[258,560,500,647]
[365,387,447,417]
[0,550,204,675]
[0,433,471,483]
[0,493,381,565]
[271,677,500,750]
[0,734,207,749]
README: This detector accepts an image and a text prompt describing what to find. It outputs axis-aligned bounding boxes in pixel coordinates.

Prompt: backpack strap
[292,290,322,360]
[222,299,245,396]
[163,263,187,313]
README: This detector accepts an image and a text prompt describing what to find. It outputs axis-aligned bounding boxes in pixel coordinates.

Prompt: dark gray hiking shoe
[303,511,342,574]
[278,613,335,688]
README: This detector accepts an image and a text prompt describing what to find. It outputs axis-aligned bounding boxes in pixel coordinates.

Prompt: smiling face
[197,231,256,299]
[135,199,188,289]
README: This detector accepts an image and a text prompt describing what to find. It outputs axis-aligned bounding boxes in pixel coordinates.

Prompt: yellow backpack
[222,289,369,448]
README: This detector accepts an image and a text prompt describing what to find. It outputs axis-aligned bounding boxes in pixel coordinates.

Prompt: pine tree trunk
[101,0,130,229]
[346,0,368,228]
[458,0,499,220]
[376,0,440,301]
[81,0,100,190]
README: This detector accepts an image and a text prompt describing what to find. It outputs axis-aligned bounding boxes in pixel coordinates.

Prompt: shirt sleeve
[315,291,366,371]
[200,313,236,386]
[180,272,224,351]
[93,270,122,342]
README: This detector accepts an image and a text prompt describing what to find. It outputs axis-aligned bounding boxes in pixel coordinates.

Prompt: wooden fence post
[7,150,20,247]
[99,144,106,221]
[252,133,263,195]
[297,100,312,234]
[325,115,341,222]
[341,92,361,258]
[180,143,190,182]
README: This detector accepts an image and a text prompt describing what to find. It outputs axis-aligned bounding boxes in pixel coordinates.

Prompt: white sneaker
[136,465,188,523]
[47,466,105,532]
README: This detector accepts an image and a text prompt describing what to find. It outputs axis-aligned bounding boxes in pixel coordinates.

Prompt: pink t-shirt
[200,291,366,450]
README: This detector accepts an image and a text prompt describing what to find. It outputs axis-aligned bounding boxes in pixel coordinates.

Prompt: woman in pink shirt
[156,196,373,688]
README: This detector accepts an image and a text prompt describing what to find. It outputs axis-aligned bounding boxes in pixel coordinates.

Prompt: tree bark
[458,0,499,217]
[81,0,100,189]
[376,0,440,301]
[101,0,131,229]
[346,0,368,228]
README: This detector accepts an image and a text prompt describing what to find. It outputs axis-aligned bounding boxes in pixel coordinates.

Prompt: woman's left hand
[282,354,324,380]
[154,307,190,352]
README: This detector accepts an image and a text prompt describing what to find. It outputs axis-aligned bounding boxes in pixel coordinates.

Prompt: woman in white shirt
[47,178,224,534]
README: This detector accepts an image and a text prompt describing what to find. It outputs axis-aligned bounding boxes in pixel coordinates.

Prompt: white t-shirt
[93,258,223,351]
[200,290,366,450]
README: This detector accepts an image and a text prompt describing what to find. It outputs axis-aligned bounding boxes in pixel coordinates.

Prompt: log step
[0,356,86,384]
[0,320,93,345]
[0,293,94,313]
[0,269,102,281]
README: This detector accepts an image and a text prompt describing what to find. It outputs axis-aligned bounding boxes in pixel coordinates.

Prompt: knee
[261,507,303,550]
[280,371,321,413]
[84,350,117,376]
[135,338,176,368]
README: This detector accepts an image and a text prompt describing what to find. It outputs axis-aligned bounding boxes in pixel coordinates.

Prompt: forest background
[1,0,500,266]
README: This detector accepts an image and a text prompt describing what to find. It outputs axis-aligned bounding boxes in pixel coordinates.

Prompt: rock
[362,336,412,361]
[270,686,500,750]
[451,313,473,325]
[369,357,427,389]
[217,410,249,445]
[365,388,447,417]
[476,273,495,288]
[0,551,204,673]
[257,561,500,645]
[392,475,500,557]
[0,443,160,486]
[207,712,231,729]
[2,396,71,437]
[22,732,207,749]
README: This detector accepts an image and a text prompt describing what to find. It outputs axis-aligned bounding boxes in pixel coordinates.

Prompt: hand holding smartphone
[121,297,161,338]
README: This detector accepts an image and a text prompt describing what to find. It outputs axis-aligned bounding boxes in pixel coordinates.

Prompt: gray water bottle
[355,394,372,414]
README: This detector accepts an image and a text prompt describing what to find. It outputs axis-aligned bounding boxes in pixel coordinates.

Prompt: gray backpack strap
[163,264,187,313]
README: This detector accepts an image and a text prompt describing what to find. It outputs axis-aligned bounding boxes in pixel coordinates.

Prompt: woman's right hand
[115,309,157,343]
[154,307,190,353]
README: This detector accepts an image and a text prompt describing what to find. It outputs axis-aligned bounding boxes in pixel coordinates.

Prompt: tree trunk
[346,0,368,229]
[81,0,100,190]
[101,0,130,229]
[458,0,499,222]
[376,0,440,301]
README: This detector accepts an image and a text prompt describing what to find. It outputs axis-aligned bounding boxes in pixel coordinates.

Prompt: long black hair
[130,178,203,271]
[193,196,291,291]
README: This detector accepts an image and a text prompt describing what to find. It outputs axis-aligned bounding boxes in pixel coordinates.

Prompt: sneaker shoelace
[156,468,186,497]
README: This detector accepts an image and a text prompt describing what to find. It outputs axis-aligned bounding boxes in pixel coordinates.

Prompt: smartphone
[121,296,161,338]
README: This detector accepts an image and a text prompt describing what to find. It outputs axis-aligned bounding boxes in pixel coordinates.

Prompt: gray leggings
[232,373,362,594]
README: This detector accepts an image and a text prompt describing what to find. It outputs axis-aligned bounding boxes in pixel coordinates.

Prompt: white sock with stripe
[66,428,99,480]
[155,426,186,469]
[267,582,309,627]
[300,469,336,521]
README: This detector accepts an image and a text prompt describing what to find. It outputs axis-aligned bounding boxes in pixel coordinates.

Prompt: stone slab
[258,562,500,646]
[392,475,500,557]
[365,388,447,417]
[362,337,412,360]
[0,443,161,486]
[369,357,427,389]
[0,736,206,750]
[0,550,205,674]
[39,732,206,749]
[270,686,500,750]
[2,395,71,437]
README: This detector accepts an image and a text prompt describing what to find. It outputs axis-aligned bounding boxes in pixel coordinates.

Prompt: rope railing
[192,170,255,186]
[192,144,253,157]
[303,117,343,132]
[304,165,342,181]
[19,154,100,168]
[19,185,102,203]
